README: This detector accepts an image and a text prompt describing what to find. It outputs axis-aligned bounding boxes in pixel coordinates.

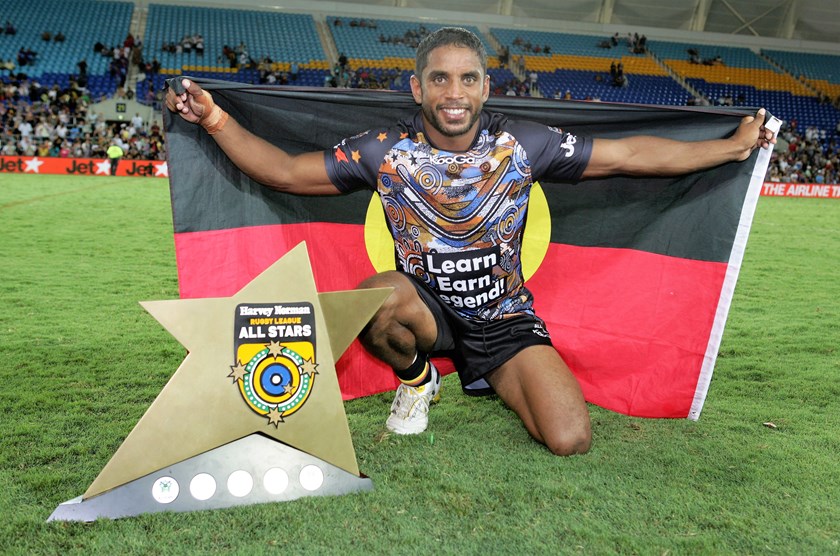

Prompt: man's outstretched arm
[165,77,339,195]
[582,108,777,179]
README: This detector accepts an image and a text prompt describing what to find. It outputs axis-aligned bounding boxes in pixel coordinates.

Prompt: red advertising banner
[2,155,836,200]
[761,181,840,198]
[0,156,168,178]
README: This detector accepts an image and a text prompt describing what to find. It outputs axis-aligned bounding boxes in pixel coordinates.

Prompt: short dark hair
[414,27,487,79]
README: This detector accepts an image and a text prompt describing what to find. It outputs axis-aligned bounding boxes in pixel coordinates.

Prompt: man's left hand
[733,108,777,161]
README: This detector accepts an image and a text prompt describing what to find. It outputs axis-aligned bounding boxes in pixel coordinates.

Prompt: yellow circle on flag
[364,182,551,281]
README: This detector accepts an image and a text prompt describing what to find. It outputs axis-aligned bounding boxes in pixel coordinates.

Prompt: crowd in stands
[342,66,405,89]
[495,46,530,76]
[252,55,305,87]
[218,42,254,69]
[1,76,165,161]
[377,25,430,50]
[609,61,627,87]
[766,120,840,185]
[6,63,834,185]
[14,47,37,68]
[88,33,143,92]
[687,48,724,66]
[599,32,647,54]
[511,36,551,55]
[161,33,205,57]
[490,73,532,97]
[334,19,378,29]
[41,31,66,43]
[1,13,838,185]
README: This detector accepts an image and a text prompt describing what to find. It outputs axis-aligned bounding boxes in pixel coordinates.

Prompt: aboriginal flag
[164,79,776,419]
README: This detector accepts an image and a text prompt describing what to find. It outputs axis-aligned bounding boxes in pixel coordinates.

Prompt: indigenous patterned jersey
[325,110,593,321]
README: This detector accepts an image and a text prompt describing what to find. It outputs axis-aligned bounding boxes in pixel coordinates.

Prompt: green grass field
[1,174,838,555]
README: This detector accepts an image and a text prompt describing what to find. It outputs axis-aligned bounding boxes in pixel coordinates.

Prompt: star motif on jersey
[95,160,111,175]
[351,150,361,163]
[377,132,388,142]
[228,361,247,383]
[408,153,418,165]
[335,148,348,164]
[399,132,408,139]
[24,157,44,173]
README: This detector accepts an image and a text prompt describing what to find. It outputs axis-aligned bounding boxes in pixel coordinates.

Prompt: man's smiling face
[411,44,490,151]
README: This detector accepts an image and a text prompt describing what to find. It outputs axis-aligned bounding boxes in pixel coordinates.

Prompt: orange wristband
[195,90,229,135]
[202,105,229,135]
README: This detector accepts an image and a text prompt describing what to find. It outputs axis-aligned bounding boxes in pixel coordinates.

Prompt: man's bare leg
[356,271,438,367]
[487,345,591,456]
[357,271,443,434]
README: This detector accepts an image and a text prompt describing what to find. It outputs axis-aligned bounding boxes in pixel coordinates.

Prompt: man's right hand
[164,77,228,134]
[162,76,337,195]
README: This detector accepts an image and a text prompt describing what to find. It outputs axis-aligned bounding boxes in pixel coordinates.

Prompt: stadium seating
[144,4,325,71]
[0,0,132,98]
[763,49,840,99]
[649,41,776,70]
[641,39,840,133]
[136,4,331,97]
[492,28,625,59]
[3,0,840,153]
[329,17,494,70]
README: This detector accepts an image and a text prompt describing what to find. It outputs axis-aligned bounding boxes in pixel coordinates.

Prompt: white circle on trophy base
[227,470,254,497]
[189,473,217,501]
[299,465,324,491]
[151,476,179,504]
[263,468,290,495]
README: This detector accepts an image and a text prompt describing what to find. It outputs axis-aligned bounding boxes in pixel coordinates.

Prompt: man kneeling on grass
[166,27,775,455]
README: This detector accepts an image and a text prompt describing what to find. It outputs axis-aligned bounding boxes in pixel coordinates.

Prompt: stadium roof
[322,0,840,47]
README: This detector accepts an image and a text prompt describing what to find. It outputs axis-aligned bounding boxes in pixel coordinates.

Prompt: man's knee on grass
[541,421,592,456]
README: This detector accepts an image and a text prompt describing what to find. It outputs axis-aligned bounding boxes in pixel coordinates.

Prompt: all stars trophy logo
[230,302,318,427]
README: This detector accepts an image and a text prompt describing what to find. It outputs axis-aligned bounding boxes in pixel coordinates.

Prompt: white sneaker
[385,362,441,435]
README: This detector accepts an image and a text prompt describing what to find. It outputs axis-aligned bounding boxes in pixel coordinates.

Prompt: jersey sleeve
[506,119,593,183]
[323,127,394,193]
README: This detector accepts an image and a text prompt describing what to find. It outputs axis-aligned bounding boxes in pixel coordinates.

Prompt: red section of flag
[529,243,726,418]
[174,222,371,298]
[175,224,726,415]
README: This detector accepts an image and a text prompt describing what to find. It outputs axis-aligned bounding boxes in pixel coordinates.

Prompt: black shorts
[405,273,554,396]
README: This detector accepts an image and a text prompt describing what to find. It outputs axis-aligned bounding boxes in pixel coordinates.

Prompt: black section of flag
[165,79,762,262]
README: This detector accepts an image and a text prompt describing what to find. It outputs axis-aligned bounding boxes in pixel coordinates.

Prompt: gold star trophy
[49,243,391,521]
